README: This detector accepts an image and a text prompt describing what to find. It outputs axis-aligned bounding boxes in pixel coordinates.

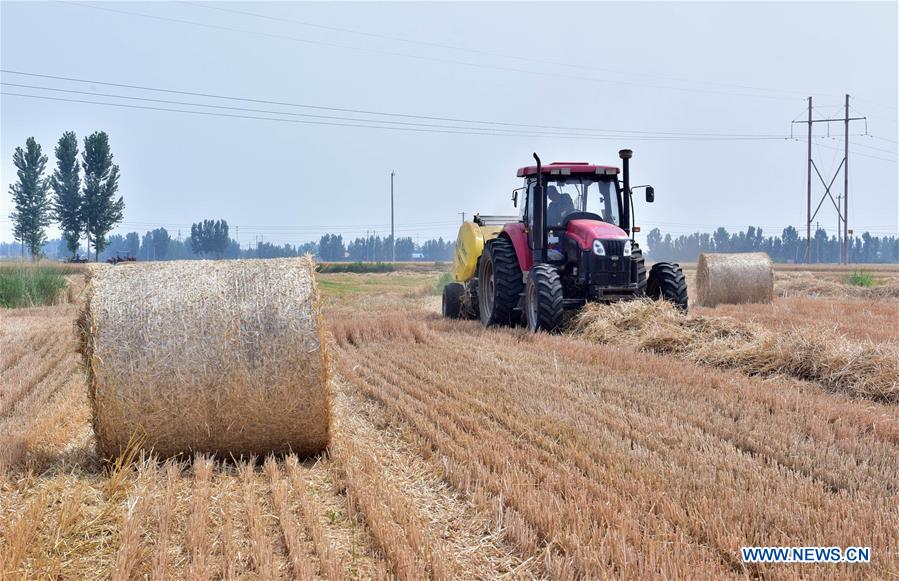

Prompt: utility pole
[390,171,395,263]
[460,212,466,223]
[843,94,850,264]
[806,96,812,263]
[791,94,865,265]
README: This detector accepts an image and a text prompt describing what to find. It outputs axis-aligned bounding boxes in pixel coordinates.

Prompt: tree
[82,132,124,260]
[8,137,51,259]
[395,237,415,261]
[101,234,126,261]
[318,234,345,261]
[781,226,799,263]
[712,227,730,252]
[125,232,140,257]
[151,227,172,260]
[297,241,318,256]
[647,228,663,258]
[50,132,83,258]
[190,219,230,258]
[420,237,453,261]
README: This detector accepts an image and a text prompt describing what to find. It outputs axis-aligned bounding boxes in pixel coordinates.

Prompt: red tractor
[443,149,688,331]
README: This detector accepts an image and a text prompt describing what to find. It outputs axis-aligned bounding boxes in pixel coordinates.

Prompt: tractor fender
[501,222,532,274]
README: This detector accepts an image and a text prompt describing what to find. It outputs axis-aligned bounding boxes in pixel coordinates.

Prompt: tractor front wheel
[442,282,465,318]
[525,264,564,333]
[647,262,689,312]
[478,238,523,327]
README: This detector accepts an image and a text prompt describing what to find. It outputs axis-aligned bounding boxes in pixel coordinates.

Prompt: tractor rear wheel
[647,262,689,312]
[478,238,523,327]
[631,242,648,296]
[525,264,564,333]
[442,282,465,318]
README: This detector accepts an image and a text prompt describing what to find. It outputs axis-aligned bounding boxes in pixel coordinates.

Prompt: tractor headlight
[623,240,632,257]
[592,239,605,256]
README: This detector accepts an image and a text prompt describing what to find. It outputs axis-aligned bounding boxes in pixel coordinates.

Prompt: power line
[868,134,898,145]
[0,70,793,139]
[849,140,898,156]
[57,1,814,102]
[179,0,837,101]
[0,91,795,142]
[810,140,897,164]
[0,81,791,140]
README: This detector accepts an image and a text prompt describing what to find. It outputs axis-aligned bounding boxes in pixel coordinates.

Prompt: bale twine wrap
[696,252,774,307]
[80,257,329,459]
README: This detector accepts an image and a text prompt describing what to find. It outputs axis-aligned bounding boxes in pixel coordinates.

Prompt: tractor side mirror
[512,190,518,207]
[645,186,655,203]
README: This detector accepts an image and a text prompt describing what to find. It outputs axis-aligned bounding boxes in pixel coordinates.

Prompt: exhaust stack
[619,149,633,235]
[532,152,546,262]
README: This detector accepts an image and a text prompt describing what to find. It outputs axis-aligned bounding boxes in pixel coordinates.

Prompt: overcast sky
[1,1,896,249]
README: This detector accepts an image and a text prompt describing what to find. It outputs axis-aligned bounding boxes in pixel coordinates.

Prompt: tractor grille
[601,239,626,257]
[580,242,633,288]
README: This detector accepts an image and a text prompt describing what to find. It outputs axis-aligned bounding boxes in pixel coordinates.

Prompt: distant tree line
[5,221,897,263]
[0,222,458,262]
[6,132,124,260]
[646,226,899,263]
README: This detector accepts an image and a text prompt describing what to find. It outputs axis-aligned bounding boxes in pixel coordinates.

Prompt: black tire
[631,242,647,296]
[478,237,524,327]
[647,262,689,312]
[525,264,564,333]
[442,282,465,318]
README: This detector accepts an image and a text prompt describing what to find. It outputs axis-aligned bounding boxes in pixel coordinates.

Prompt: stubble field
[1,263,897,579]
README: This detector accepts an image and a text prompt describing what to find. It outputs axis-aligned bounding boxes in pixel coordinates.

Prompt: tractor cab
[444,149,688,333]
[514,162,626,264]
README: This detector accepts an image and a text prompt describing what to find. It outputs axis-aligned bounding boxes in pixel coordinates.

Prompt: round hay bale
[79,257,329,459]
[696,252,773,307]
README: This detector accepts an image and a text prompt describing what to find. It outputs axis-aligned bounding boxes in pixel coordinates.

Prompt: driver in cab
[546,185,574,225]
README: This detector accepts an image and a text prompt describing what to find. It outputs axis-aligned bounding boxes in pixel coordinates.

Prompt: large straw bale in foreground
[696,252,773,307]
[80,257,329,459]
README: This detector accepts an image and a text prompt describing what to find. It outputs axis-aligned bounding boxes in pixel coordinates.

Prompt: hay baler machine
[442,150,688,332]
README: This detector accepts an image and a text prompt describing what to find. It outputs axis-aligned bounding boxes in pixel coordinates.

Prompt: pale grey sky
[2,1,897,248]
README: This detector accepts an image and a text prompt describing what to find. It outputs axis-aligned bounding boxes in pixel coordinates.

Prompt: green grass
[0,264,69,308]
[434,271,454,295]
[317,262,396,274]
[845,269,875,287]
[317,272,435,296]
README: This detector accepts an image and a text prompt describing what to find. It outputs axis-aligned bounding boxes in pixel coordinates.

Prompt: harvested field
[695,296,899,345]
[775,271,899,299]
[573,299,899,403]
[2,266,898,579]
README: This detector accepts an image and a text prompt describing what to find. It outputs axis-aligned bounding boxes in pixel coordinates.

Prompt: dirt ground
[1,265,897,579]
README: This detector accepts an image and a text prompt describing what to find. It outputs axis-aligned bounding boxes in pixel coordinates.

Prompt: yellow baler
[452,220,503,283]
[444,215,517,319]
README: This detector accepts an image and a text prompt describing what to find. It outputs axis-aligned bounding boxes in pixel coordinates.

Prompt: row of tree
[4,221,897,263]
[7,132,124,260]
[646,226,899,263]
[0,226,458,262]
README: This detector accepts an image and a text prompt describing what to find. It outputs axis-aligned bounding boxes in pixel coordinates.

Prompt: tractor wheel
[478,238,524,327]
[442,282,465,318]
[631,242,648,296]
[647,262,689,312]
[525,264,564,333]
